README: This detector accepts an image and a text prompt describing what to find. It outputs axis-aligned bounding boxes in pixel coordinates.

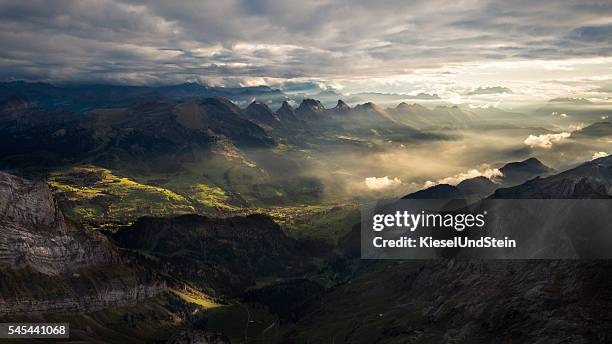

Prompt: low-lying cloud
[424,168,503,188]
[592,151,608,160]
[365,176,402,190]
[524,132,571,148]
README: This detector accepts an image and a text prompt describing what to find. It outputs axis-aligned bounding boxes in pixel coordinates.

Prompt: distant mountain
[403,177,498,201]
[289,98,417,133]
[548,97,592,104]
[296,98,327,118]
[403,158,554,200]
[245,101,280,127]
[351,102,403,127]
[276,100,300,122]
[0,81,286,112]
[499,157,555,186]
[492,154,612,198]
[431,105,479,124]
[332,99,351,114]
[387,102,432,127]
[403,184,464,199]
[345,92,441,104]
[388,103,478,128]
[0,97,274,170]
[572,121,612,138]
[456,176,498,197]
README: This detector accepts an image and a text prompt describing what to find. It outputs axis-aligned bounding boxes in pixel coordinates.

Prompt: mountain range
[405,157,556,200]
[1,81,612,342]
[2,153,611,341]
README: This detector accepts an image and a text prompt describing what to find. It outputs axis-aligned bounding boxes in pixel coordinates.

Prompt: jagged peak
[278,100,293,111]
[245,100,279,124]
[335,99,350,109]
[396,102,427,110]
[355,102,384,112]
[247,100,273,112]
[296,98,326,114]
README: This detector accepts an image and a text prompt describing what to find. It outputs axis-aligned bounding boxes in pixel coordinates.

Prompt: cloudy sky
[1,0,612,104]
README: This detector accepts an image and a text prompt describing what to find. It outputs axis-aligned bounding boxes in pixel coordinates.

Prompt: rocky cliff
[0,171,118,274]
[0,171,162,314]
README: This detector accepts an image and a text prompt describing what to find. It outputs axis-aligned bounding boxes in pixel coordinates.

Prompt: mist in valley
[244,109,612,203]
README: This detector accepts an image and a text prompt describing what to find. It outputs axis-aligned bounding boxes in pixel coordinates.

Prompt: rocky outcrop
[0,266,162,314]
[0,171,117,274]
[0,171,163,314]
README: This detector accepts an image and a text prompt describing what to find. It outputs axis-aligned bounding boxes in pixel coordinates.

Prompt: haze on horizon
[1,0,612,108]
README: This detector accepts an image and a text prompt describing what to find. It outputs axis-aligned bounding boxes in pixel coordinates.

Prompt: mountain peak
[499,157,555,186]
[355,102,383,112]
[335,99,350,109]
[299,98,325,110]
[333,99,351,113]
[403,184,463,199]
[279,100,293,111]
[246,101,279,125]
[396,102,427,111]
[501,157,550,172]
[296,98,326,117]
[275,100,300,122]
[247,100,272,111]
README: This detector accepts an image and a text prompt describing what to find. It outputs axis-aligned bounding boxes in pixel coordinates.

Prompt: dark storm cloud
[0,0,611,85]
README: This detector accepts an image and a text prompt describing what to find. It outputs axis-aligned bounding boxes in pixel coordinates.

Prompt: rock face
[0,171,117,274]
[0,171,162,314]
[0,267,161,314]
